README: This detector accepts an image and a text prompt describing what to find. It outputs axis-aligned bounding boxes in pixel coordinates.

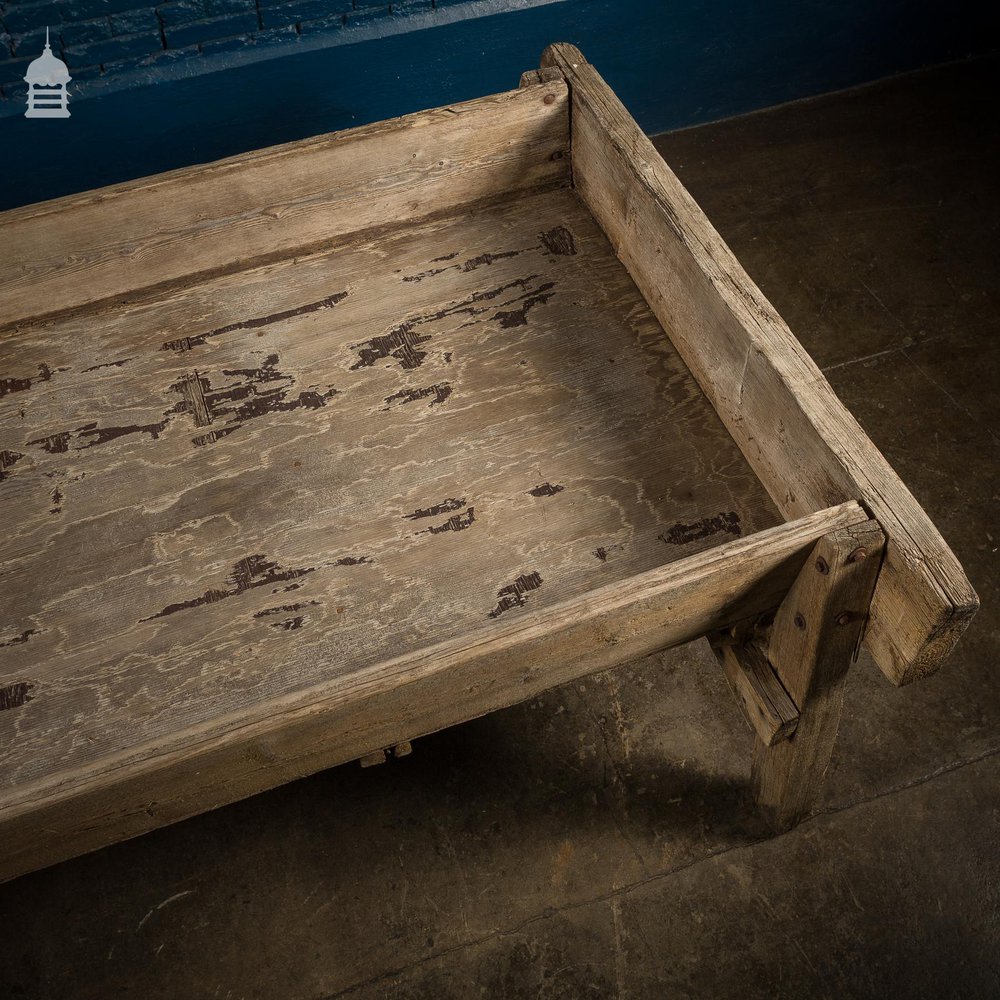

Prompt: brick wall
[0,0,468,99]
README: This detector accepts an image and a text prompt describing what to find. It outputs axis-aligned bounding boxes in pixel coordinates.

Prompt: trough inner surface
[0,184,780,795]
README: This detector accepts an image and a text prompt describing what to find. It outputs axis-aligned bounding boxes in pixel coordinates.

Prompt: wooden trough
[0,45,977,882]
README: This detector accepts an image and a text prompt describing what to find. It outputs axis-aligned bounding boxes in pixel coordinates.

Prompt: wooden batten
[0,80,570,330]
[0,502,868,882]
[541,42,978,685]
[711,637,799,747]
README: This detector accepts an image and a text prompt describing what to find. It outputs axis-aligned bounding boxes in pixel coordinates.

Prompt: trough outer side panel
[0,79,570,330]
[0,503,868,883]
[542,43,978,685]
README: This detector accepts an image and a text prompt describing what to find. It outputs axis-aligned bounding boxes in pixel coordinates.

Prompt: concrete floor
[2,54,998,999]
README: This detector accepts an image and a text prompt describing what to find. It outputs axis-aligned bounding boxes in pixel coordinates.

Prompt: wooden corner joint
[518,66,565,89]
[711,517,888,751]
[359,741,413,768]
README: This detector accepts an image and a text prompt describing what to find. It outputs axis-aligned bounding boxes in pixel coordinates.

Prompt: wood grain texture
[0,182,789,879]
[0,501,868,882]
[752,520,886,828]
[0,80,569,330]
[541,42,978,685]
[711,638,799,746]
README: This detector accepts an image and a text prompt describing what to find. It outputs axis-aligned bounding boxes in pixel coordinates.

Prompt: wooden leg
[752,519,885,830]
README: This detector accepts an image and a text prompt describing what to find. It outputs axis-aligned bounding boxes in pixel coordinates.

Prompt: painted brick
[63,27,160,64]
[58,17,115,48]
[259,0,333,29]
[0,1,64,34]
[109,7,158,33]
[153,0,201,26]
[296,11,348,35]
[0,54,31,86]
[156,0,257,27]
[57,0,154,20]
[99,37,197,71]
[164,10,257,47]
[250,22,299,46]
[393,0,433,10]
[196,29,253,54]
[69,61,104,79]
[343,4,391,27]
[12,25,52,56]
[199,23,298,54]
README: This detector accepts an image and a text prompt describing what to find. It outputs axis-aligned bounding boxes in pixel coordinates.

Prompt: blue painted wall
[0,0,995,210]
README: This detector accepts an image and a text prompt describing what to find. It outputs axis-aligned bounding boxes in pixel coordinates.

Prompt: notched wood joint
[359,742,413,768]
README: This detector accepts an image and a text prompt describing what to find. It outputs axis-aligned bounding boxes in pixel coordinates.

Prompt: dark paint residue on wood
[383,383,452,409]
[424,507,475,535]
[593,543,624,562]
[659,512,742,545]
[491,281,555,328]
[0,363,61,398]
[0,682,34,711]
[82,358,132,372]
[161,291,348,353]
[0,449,24,480]
[252,601,321,619]
[403,497,467,520]
[539,226,577,256]
[271,616,305,631]
[0,628,40,648]
[528,482,564,497]
[488,571,543,619]
[141,553,315,621]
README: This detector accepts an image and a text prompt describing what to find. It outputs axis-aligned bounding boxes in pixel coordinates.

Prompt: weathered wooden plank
[0,184,785,879]
[0,501,869,882]
[711,637,799,746]
[541,42,978,685]
[752,519,885,828]
[0,80,570,329]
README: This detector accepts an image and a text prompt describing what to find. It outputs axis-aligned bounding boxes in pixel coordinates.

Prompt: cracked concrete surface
[1,53,998,1000]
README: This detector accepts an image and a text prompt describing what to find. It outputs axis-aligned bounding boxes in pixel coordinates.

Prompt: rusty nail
[815,556,829,575]
[543,93,556,104]
[835,611,853,627]
[550,149,564,160]
[847,546,868,564]
[793,613,806,630]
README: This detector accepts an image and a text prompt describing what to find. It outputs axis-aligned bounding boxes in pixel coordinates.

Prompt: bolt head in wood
[835,611,853,627]
[793,613,806,630]
[846,546,869,564]
[815,557,829,574]
[543,93,557,105]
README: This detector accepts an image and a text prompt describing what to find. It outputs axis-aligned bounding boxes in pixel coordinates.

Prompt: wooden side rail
[0,502,868,883]
[0,79,570,330]
[540,42,977,686]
